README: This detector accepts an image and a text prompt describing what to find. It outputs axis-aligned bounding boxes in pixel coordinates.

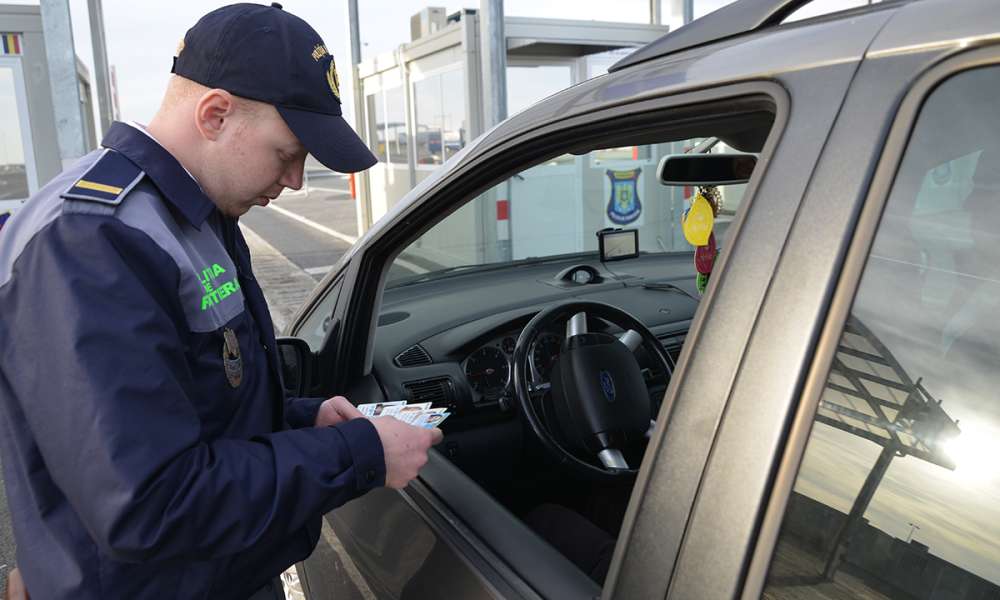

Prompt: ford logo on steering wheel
[599,371,616,403]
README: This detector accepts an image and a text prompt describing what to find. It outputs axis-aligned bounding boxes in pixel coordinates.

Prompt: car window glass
[385,140,747,286]
[762,66,1000,598]
[297,276,343,351]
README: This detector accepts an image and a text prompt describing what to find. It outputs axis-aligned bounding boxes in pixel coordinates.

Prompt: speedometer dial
[530,333,563,380]
[464,346,511,396]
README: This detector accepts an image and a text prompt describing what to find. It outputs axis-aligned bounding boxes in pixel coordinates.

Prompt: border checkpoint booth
[0,3,97,231]
[357,8,672,252]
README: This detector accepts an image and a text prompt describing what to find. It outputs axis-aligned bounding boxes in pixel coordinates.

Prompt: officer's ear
[194,89,237,142]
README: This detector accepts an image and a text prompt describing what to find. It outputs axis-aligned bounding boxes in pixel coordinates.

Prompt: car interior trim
[412,450,602,599]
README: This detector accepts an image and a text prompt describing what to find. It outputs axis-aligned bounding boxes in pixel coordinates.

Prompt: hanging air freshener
[688,186,722,295]
[682,191,715,246]
[695,232,717,274]
[696,272,710,295]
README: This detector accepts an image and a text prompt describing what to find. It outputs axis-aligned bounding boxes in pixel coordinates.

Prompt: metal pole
[479,0,507,129]
[650,0,662,25]
[398,47,416,191]
[40,0,87,168]
[348,0,373,234]
[110,65,121,120]
[823,445,897,580]
[87,0,114,135]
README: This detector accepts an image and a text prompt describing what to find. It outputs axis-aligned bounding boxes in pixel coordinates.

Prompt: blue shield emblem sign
[599,371,616,403]
[606,168,642,225]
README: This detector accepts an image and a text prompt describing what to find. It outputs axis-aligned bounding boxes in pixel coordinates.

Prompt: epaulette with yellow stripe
[61,149,144,206]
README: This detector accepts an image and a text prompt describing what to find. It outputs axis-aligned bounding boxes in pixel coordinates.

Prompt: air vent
[394,344,432,367]
[403,378,454,408]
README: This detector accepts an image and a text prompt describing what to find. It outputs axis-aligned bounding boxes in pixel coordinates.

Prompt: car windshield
[386,139,748,287]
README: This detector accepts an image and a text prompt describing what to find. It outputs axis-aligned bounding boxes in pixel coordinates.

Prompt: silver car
[280,0,1000,597]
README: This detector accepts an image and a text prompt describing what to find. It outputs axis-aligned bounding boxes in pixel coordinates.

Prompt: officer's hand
[370,417,443,489]
[315,395,364,427]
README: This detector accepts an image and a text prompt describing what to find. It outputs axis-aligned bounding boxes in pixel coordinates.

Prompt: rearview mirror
[657,153,757,186]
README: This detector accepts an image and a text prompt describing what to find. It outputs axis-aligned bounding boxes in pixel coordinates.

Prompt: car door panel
[300,484,509,600]
[606,18,902,597]
[666,44,937,600]
[669,5,1000,598]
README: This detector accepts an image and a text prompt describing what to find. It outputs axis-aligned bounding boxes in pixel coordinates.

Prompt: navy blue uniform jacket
[0,122,385,598]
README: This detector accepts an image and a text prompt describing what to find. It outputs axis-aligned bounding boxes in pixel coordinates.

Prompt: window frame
[325,81,790,597]
[743,47,1000,599]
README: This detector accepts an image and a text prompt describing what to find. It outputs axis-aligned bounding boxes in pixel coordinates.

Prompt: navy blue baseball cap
[172,2,376,173]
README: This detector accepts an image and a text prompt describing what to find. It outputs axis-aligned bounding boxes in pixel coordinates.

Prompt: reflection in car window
[297,277,343,351]
[763,67,1000,598]
[386,140,747,287]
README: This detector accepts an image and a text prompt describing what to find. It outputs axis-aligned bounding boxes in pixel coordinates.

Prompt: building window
[0,65,29,201]
[413,69,466,166]
[366,86,408,166]
[384,87,407,165]
[506,63,572,116]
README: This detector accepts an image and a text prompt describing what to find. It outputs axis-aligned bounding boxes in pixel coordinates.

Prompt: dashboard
[369,253,699,431]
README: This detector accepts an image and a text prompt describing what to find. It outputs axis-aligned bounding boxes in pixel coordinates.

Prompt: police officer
[0,4,441,598]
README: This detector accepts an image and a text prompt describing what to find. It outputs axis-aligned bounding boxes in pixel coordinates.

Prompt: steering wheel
[512,301,674,480]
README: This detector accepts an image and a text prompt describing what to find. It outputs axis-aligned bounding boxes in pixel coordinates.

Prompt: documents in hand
[358,401,450,428]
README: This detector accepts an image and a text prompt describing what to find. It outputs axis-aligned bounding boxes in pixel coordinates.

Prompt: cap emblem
[311,43,328,61]
[326,58,341,99]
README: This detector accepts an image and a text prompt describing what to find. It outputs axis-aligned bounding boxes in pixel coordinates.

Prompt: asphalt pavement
[0,475,11,592]
[0,174,358,593]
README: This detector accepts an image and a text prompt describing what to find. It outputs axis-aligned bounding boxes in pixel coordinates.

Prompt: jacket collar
[101,121,216,229]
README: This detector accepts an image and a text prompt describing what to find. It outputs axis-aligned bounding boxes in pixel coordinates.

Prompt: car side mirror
[277,337,313,397]
[657,153,757,186]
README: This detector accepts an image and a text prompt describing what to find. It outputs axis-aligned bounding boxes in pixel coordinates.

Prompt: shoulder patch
[60,149,144,206]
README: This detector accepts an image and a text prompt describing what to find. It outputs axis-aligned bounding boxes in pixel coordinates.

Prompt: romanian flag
[1,33,22,56]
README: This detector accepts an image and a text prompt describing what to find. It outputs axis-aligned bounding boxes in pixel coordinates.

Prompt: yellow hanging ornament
[683,191,715,246]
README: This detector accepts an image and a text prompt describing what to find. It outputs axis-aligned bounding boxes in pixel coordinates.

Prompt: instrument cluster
[461,330,564,403]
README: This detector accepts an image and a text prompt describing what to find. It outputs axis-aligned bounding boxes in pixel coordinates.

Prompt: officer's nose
[280,158,304,191]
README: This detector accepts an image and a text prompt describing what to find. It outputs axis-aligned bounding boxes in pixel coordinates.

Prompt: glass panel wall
[413,69,467,166]
[367,86,408,166]
[0,65,29,202]
[506,64,573,116]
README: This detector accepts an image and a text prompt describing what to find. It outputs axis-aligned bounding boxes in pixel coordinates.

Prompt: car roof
[610,0,914,72]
